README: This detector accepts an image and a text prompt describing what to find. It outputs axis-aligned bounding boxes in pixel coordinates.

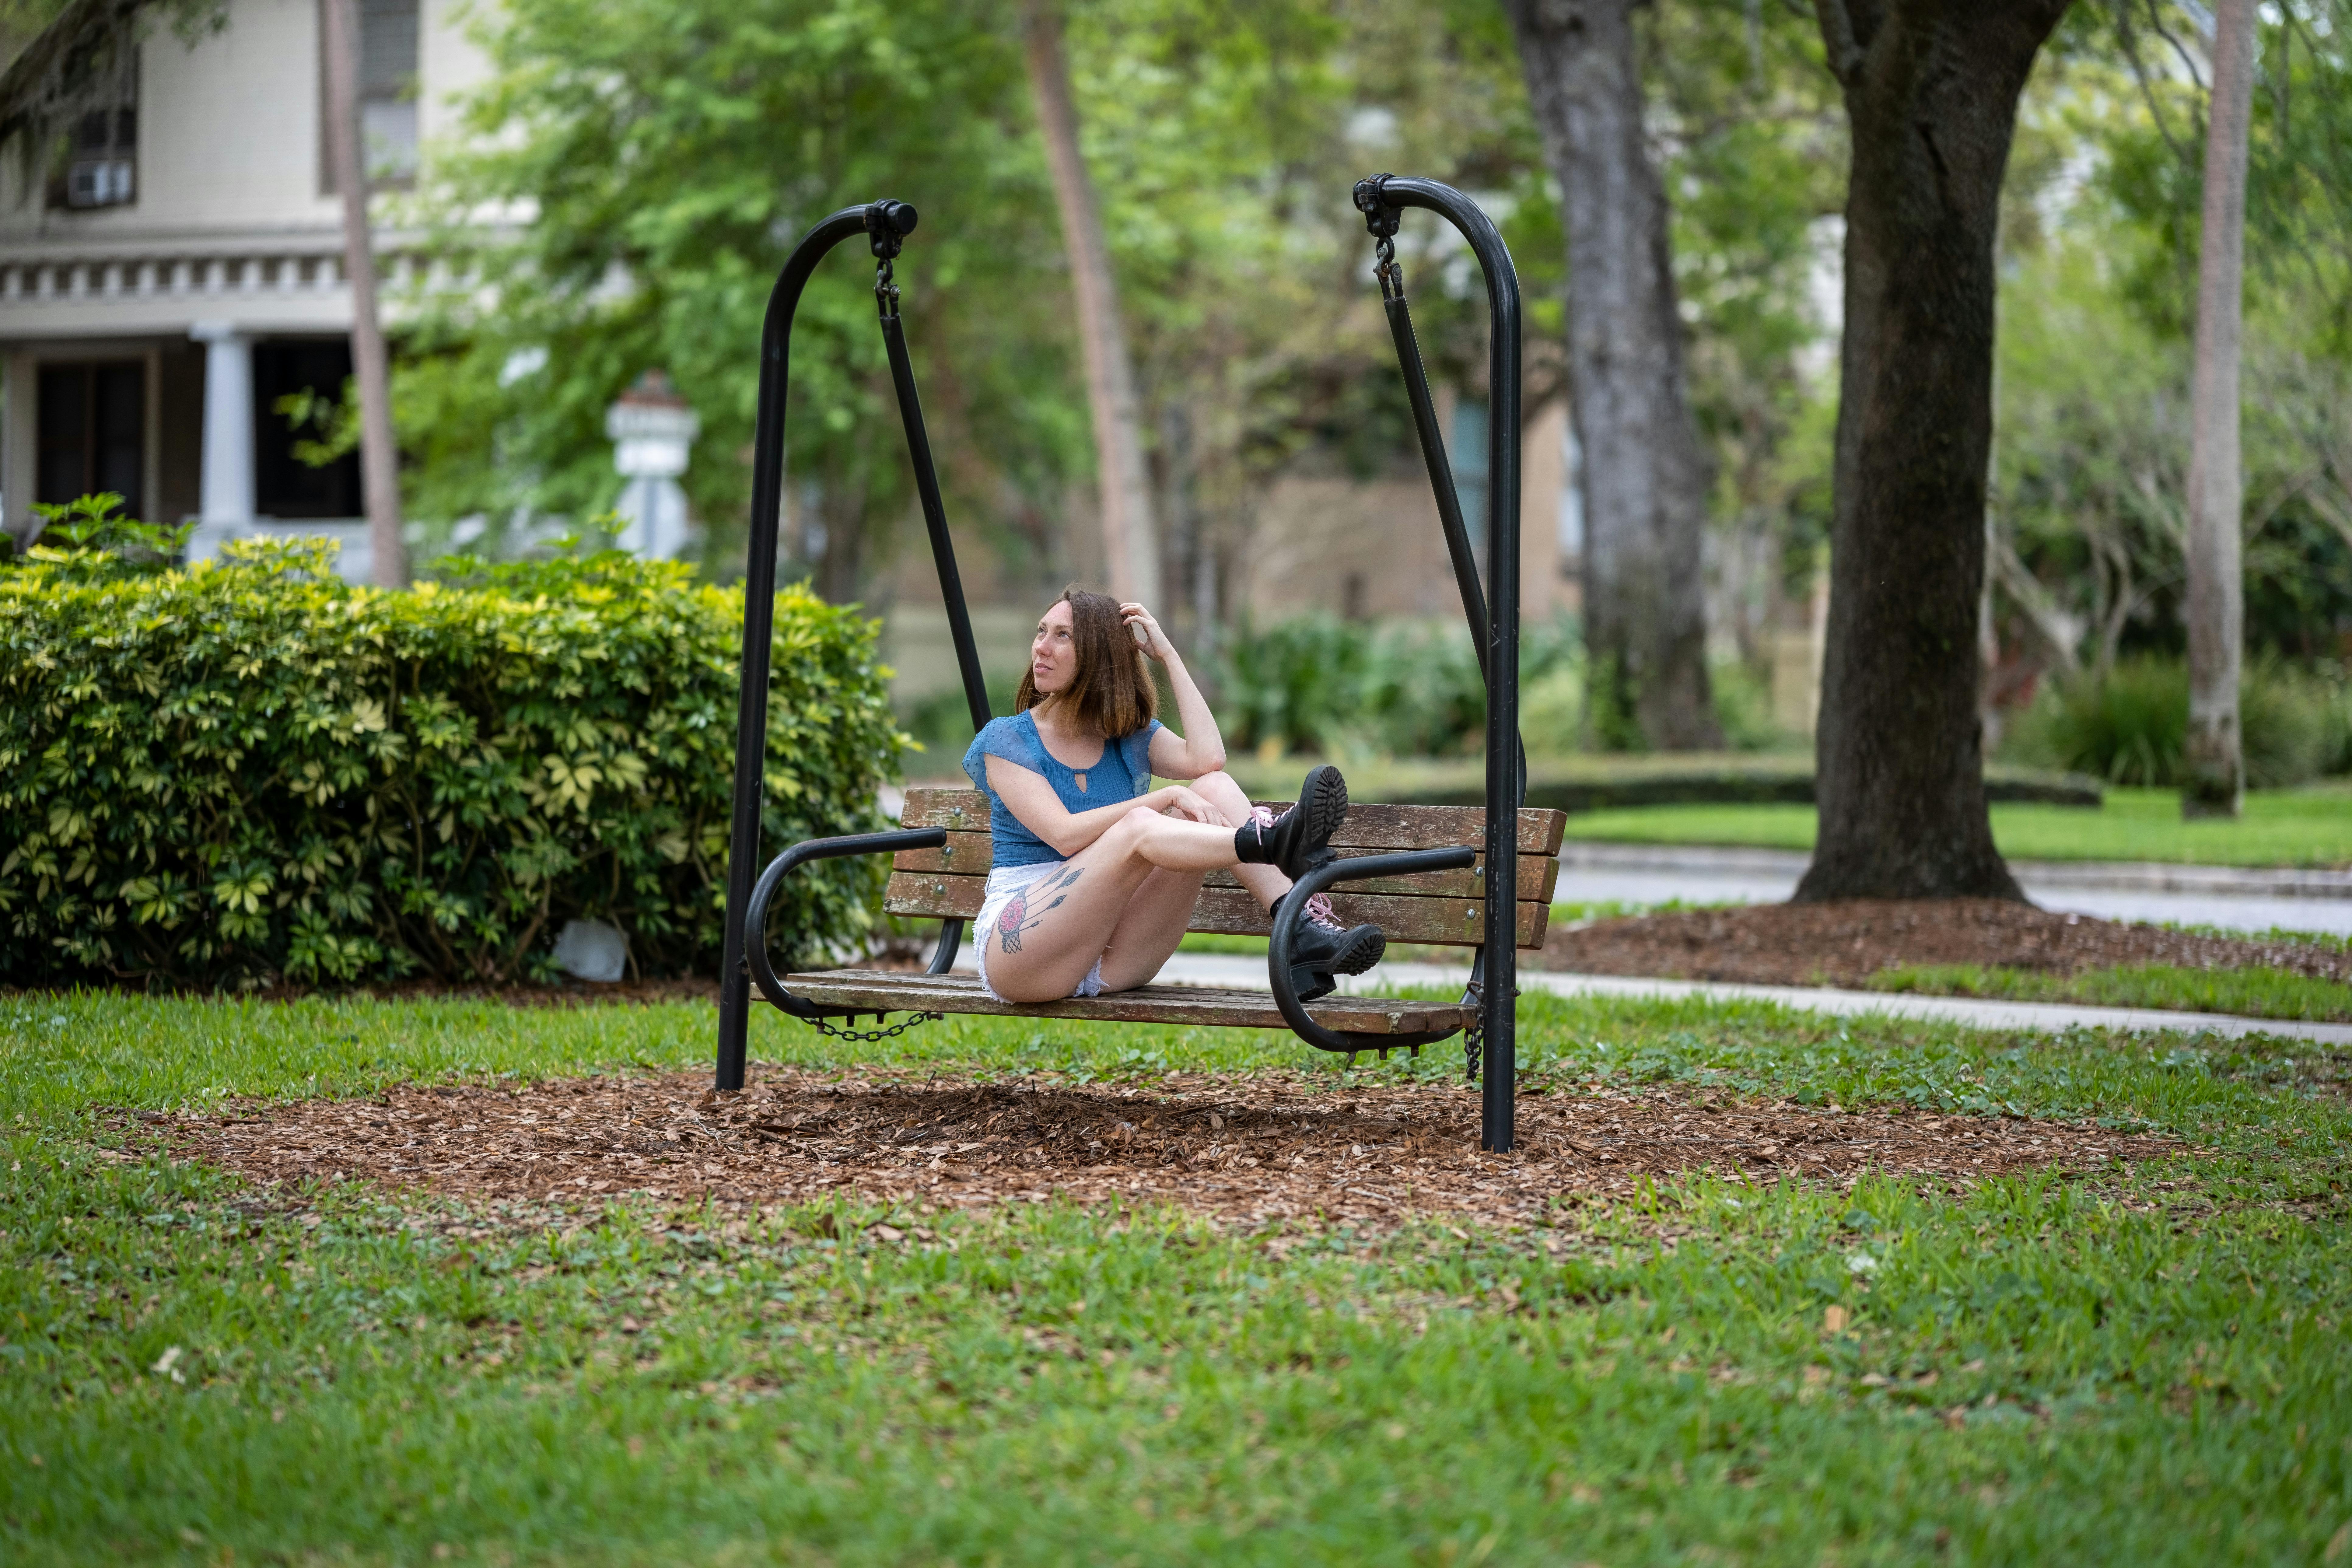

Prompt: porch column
[1,350,35,549]
[189,323,254,559]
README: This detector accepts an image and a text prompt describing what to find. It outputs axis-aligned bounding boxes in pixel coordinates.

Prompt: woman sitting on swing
[964,586,1386,1006]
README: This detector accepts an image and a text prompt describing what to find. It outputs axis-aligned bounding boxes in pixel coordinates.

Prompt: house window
[37,362,146,518]
[47,49,137,211]
[323,0,420,189]
[254,341,364,519]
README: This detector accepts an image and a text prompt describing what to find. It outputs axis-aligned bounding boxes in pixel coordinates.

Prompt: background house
[0,0,490,574]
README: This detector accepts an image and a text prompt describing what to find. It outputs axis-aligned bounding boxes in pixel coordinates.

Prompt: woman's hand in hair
[1155,785,1228,826]
[1119,602,1174,662]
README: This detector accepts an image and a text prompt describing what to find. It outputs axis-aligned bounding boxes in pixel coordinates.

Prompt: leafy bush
[0,532,902,988]
[899,669,1025,769]
[1706,659,1788,752]
[13,492,193,577]
[1213,615,1584,758]
[1208,614,1790,758]
[2011,654,2343,788]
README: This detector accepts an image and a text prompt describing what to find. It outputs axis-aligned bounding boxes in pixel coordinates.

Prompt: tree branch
[2111,0,2199,174]
[2146,0,2209,96]
[1812,0,1866,86]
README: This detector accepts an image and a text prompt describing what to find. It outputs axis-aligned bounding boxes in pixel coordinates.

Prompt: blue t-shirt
[961,709,1163,868]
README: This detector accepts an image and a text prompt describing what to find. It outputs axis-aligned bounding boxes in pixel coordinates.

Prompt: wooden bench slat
[893,831,1560,902]
[901,786,1568,856]
[778,971,1472,1035]
[884,873,1550,949]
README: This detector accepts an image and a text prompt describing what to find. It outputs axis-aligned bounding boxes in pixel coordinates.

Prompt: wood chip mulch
[1538,898,2352,989]
[127,1066,2182,1230]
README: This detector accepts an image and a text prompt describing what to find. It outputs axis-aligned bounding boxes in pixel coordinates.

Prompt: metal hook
[875,255,900,320]
[1375,234,1404,302]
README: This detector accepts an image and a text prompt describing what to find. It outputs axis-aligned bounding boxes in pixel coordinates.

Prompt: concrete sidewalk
[947,948,2352,1046]
[1559,840,2352,898]
[1549,845,2352,938]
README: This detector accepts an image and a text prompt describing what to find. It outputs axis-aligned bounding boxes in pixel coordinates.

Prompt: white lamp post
[605,370,699,559]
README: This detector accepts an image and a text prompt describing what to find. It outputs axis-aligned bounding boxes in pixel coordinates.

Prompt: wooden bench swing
[712,177,1540,1150]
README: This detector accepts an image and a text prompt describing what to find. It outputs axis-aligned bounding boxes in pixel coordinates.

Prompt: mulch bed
[1538,898,2352,990]
[126,1066,2181,1230]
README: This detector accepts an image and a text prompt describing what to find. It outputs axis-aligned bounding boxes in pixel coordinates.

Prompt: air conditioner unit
[65,159,134,208]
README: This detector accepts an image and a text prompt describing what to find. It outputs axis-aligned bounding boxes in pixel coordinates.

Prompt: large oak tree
[1795,0,2070,902]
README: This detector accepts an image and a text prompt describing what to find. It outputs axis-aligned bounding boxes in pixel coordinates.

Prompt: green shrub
[1207,614,1788,758]
[0,534,903,988]
[1708,658,1789,752]
[1213,615,1581,757]
[2012,653,2341,788]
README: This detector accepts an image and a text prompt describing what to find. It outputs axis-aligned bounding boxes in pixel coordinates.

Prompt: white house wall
[0,0,492,341]
[1,0,496,544]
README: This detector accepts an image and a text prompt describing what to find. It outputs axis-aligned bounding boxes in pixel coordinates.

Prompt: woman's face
[1030,600,1078,696]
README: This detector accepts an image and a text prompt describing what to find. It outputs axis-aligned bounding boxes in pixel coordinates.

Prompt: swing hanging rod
[716,198,984,1091]
[1349,174,1524,1152]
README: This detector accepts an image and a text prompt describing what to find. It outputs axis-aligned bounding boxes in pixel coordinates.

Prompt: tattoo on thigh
[995,867,1082,953]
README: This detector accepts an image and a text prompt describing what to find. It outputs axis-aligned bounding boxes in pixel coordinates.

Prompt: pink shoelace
[1247,807,1342,929]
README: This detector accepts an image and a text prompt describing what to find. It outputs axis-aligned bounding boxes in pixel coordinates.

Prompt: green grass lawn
[1561,785,2352,867]
[1870,963,2352,1024]
[5,992,2350,1563]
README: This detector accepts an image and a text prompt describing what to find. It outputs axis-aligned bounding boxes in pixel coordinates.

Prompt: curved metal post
[1267,847,1478,1054]
[1354,174,1523,1152]
[742,828,947,1016]
[716,199,918,1091]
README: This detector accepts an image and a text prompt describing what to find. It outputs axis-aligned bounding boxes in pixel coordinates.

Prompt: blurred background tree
[363,0,2349,781]
[1986,0,2352,787]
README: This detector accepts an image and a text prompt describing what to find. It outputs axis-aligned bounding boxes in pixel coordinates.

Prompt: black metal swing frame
[712,177,1528,1151]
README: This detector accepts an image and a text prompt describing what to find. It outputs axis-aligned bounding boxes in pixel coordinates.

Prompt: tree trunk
[1021,1,1161,608]
[321,0,405,588]
[1502,0,1720,751]
[2183,0,2253,819]
[1794,0,2067,903]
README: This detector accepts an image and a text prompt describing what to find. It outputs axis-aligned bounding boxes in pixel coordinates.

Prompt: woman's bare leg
[1095,866,1211,991]
[1093,771,1296,992]
[982,807,1239,1003]
[1188,770,1291,911]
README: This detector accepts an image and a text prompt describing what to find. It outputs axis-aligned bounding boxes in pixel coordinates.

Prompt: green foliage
[1707,657,1787,752]
[1995,2,2352,667]
[272,376,363,470]
[0,534,903,987]
[1204,615,1788,761]
[2012,655,2343,789]
[1211,615,1582,758]
[2097,0,2352,352]
[5,494,194,580]
[399,0,1082,581]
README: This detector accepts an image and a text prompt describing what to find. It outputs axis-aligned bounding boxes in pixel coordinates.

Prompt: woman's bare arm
[1122,602,1228,780]
[986,757,1227,859]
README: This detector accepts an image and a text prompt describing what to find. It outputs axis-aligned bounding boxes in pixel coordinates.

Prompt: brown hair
[1015,584,1160,739]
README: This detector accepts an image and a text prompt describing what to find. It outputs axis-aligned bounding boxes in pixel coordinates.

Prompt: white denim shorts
[972,860,1106,1003]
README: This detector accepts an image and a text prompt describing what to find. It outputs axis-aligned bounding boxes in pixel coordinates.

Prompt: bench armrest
[1268,846,1477,1055]
[744,828,949,1018]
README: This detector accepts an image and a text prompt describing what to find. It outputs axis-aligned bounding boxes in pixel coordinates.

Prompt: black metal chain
[1461,979,1483,1083]
[1375,233,1404,302]
[803,1010,941,1044]
[875,255,900,319]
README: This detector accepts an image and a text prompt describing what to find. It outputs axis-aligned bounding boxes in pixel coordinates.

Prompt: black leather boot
[1273,890,1386,1003]
[1233,765,1348,881]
